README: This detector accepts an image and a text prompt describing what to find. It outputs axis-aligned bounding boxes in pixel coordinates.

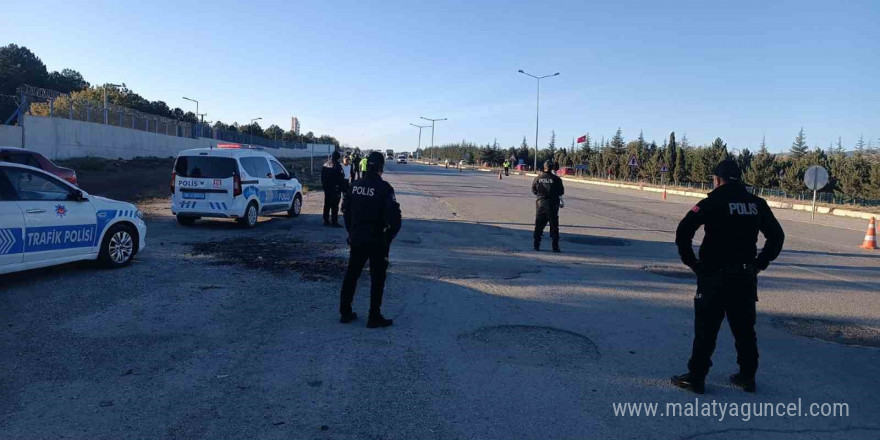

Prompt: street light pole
[410,123,430,160]
[420,117,447,164]
[103,82,125,124]
[182,97,199,123]
[249,117,262,146]
[518,70,559,171]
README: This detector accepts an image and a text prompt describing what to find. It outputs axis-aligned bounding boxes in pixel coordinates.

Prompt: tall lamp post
[410,123,430,160]
[182,96,199,122]
[420,116,447,164]
[249,117,262,146]
[103,82,125,124]
[518,70,559,171]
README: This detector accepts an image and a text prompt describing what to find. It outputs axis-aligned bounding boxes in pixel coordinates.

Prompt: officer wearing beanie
[531,160,565,252]
[339,151,402,328]
[671,159,785,394]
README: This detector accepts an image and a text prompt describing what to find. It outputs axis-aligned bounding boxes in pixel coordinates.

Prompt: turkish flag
[577,135,587,143]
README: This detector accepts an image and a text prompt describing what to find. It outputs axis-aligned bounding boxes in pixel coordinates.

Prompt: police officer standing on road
[321,151,345,227]
[339,151,402,328]
[351,152,362,182]
[672,159,784,394]
[532,160,565,252]
[503,160,510,176]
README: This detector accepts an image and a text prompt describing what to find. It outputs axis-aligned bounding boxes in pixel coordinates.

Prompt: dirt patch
[459,325,600,368]
[57,157,175,203]
[643,265,695,279]
[55,157,324,203]
[773,317,880,348]
[187,236,346,280]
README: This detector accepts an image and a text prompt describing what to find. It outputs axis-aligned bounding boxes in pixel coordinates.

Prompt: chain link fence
[9,85,307,150]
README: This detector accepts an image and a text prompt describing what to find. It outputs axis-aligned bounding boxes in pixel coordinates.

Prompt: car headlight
[135,210,145,220]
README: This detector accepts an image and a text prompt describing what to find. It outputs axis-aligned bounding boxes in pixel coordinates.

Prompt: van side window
[270,160,288,179]
[250,157,271,178]
[239,158,259,177]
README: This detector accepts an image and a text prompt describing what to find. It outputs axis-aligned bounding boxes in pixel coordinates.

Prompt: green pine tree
[790,128,808,158]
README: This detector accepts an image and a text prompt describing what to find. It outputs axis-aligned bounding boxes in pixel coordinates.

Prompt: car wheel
[99,224,137,268]
[238,202,258,228]
[288,194,302,217]
[177,215,197,226]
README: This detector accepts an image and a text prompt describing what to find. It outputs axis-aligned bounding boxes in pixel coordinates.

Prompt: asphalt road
[1,162,878,439]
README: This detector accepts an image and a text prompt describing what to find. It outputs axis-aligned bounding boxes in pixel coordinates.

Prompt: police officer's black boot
[729,372,756,393]
[671,372,705,394]
[552,241,561,253]
[533,239,540,251]
[339,311,358,324]
[366,313,393,328]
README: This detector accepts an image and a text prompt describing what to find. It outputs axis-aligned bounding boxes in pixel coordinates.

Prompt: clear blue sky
[2,0,878,153]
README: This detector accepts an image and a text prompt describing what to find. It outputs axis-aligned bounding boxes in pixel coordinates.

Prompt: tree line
[421,128,880,200]
[0,44,340,147]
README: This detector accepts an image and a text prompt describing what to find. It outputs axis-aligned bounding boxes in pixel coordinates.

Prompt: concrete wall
[0,124,22,147]
[19,115,333,160]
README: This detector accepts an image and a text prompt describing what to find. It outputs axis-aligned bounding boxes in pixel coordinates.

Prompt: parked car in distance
[0,147,77,185]
[557,167,576,176]
[515,164,528,171]
[397,154,407,164]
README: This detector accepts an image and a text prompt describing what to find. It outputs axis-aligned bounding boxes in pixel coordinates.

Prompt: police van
[0,161,147,275]
[171,145,303,228]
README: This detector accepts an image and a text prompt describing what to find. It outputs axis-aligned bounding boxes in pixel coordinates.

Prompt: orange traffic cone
[662,188,667,200]
[860,218,877,250]
[499,171,503,180]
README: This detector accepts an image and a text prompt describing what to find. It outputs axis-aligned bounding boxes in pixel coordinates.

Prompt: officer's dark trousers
[688,268,758,378]
[504,167,510,176]
[323,192,340,224]
[533,203,560,248]
[339,244,389,317]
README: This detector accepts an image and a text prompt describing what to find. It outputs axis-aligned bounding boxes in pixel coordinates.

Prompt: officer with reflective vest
[672,159,784,394]
[531,160,565,252]
[339,152,402,328]
[503,160,510,176]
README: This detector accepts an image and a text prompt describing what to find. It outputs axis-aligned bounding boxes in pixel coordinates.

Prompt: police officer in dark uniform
[532,160,565,252]
[351,152,362,182]
[321,151,345,227]
[339,152,402,328]
[672,159,784,394]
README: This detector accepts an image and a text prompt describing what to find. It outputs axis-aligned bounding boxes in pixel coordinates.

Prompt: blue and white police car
[171,145,303,228]
[0,161,147,275]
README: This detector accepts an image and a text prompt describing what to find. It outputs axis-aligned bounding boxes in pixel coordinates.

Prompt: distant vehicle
[558,167,576,176]
[397,154,407,164]
[386,149,394,160]
[171,144,303,228]
[0,147,77,185]
[458,160,467,166]
[0,162,146,274]
[515,164,528,171]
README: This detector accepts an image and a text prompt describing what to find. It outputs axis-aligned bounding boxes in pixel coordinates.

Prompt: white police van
[171,144,303,228]
[0,162,147,275]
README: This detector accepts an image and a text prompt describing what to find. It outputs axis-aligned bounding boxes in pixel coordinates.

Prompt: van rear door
[174,156,237,211]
